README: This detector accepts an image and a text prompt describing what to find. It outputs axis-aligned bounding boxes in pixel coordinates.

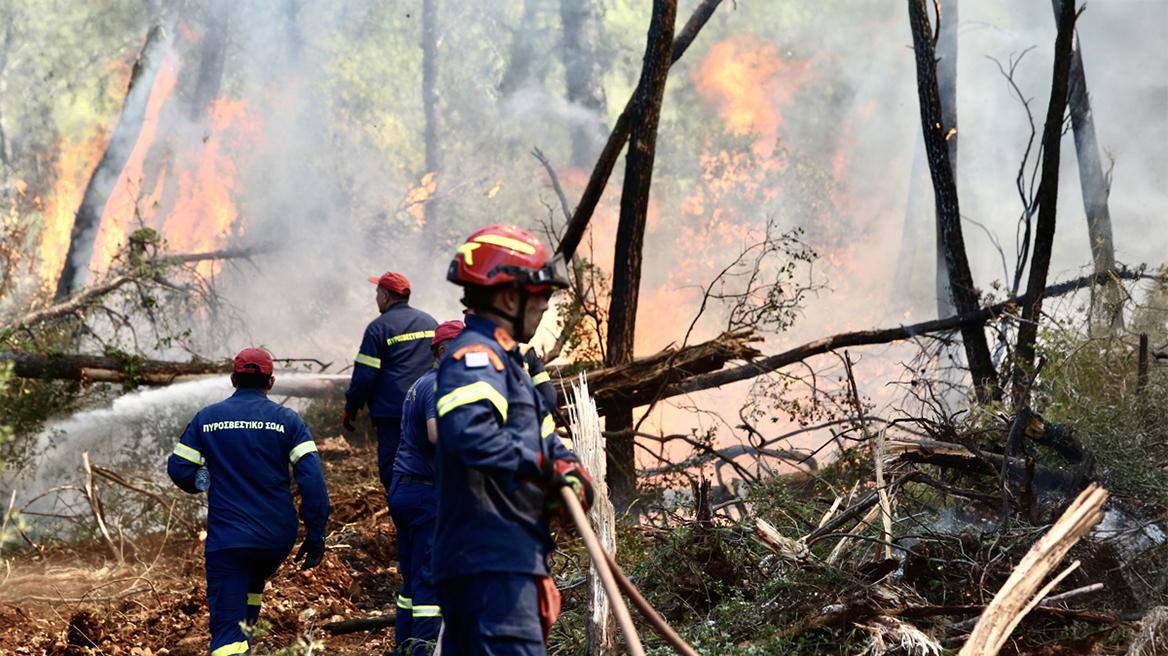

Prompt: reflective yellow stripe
[355,353,381,368]
[437,382,508,422]
[289,441,318,464]
[474,234,536,254]
[172,443,204,465]
[458,242,482,265]
[211,641,249,656]
[412,605,442,617]
[387,330,435,346]
[248,593,262,606]
[397,595,413,609]
[531,371,550,385]
[541,414,555,438]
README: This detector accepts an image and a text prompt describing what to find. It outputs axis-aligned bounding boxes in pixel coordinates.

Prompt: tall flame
[89,51,181,279]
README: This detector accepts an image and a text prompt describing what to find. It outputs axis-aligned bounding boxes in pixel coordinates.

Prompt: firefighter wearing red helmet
[434,225,594,655]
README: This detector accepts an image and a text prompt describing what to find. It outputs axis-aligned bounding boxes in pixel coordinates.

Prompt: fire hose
[560,488,700,656]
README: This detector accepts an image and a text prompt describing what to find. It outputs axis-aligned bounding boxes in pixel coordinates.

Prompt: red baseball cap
[233,348,274,374]
[367,272,411,295]
[432,320,465,346]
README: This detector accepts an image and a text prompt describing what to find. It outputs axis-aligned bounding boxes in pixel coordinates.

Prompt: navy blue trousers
[436,573,544,656]
[388,476,441,655]
[205,546,291,656]
[374,417,403,490]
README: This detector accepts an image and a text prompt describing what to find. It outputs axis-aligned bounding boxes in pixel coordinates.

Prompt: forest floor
[0,434,404,656]
[2,429,1167,656]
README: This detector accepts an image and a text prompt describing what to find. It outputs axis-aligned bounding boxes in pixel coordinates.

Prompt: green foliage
[1035,285,1168,502]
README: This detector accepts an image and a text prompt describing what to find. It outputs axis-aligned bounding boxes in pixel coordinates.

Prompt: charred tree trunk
[1014,0,1077,407]
[189,0,231,121]
[907,0,998,402]
[555,0,723,260]
[603,0,676,511]
[934,0,958,318]
[422,0,442,227]
[55,23,172,300]
[499,0,542,97]
[560,0,608,168]
[1050,0,1120,332]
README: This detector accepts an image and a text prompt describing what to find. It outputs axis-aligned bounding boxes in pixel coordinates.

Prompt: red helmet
[447,225,569,293]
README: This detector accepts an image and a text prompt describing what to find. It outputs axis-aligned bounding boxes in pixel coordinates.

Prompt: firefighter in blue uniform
[388,319,464,656]
[435,225,594,655]
[342,271,438,492]
[167,348,331,656]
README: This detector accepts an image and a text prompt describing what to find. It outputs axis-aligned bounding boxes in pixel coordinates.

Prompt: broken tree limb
[320,613,397,635]
[91,465,196,531]
[82,452,122,565]
[12,244,276,329]
[959,483,1107,656]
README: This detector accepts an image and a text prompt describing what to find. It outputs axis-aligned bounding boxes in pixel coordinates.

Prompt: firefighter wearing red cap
[343,271,439,492]
[387,319,463,656]
[168,348,331,656]
[435,225,594,655]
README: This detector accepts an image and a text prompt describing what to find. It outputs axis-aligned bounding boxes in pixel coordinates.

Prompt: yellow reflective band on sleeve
[387,330,435,346]
[248,593,263,606]
[355,353,381,368]
[211,641,250,656]
[474,233,537,254]
[541,414,555,438]
[531,371,550,385]
[289,441,318,464]
[412,605,442,618]
[437,381,508,423]
[397,595,413,609]
[172,443,205,465]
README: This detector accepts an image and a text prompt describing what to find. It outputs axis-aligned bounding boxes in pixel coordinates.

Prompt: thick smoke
[7,0,1165,504]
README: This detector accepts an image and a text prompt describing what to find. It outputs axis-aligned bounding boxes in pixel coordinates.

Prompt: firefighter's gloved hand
[295,540,326,570]
[543,459,594,516]
[341,410,356,433]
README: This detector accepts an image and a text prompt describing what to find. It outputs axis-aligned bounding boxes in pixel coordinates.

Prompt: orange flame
[41,130,108,288]
[158,96,263,274]
[407,172,437,226]
[693,37,813,153]
[89,51,180,279]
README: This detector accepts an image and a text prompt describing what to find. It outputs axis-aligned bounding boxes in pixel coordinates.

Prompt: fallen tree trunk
[0,352,231,385]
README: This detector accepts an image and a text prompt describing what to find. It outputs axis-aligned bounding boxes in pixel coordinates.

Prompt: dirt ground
[0,435,406,656]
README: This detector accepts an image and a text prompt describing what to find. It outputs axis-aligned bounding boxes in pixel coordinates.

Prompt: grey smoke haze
[14,0,1166,491]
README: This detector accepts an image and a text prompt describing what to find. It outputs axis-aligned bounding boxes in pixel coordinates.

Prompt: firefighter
[387,319,464,656]
[167,348,331,656]
[435,225,594,655]
[343,271,439,492]
[465,307,558,410]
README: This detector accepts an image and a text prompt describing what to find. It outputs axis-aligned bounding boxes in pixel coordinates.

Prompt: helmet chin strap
[490,287,531,343]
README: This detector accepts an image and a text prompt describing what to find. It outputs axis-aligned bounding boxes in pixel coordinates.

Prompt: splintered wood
[552,329,762,415]
[568,373,617,654]
[959,483,1109,656]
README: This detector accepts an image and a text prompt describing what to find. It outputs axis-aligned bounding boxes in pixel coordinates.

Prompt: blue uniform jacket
[433,314,578,582]
[345,302,438,419]
[394,368,439,479]
[168,388,332,552]
[520,344,559,410]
